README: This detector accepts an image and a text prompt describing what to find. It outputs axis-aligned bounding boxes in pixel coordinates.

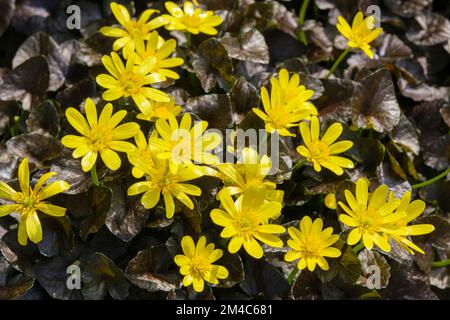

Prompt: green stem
[298,0,310,45]
[326,48,351,79]
[90,165,100,186]
[432,259,450,268]
[352,242,364,254]
[186,32,192,48]
[293,159,308,172]
[411,167,450,189]
[287,266,299,284]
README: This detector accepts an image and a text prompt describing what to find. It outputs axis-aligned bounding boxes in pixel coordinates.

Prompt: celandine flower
[127,130,157,179]
[174,236,229,292]
[210,187,285,259]
[285,216,341,271]
[136,96,182,122]
[96,52,170,114]
[100,2,166,53]
[160,1,223,35]
[253,70,317,137]
[151,113,222,173]
[338,178,404,252]
[297,116,354,176]
[271,69,317,112]
[216,147,284,204]
[127,151,202,219]
[130,31,184,80]
[386,191,434,254]
[61,98,139,172]
[336,11,383,59]
[0,158,70,245]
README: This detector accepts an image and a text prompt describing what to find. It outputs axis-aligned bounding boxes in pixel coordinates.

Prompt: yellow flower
[210,187,285,259]
[338,178,405,252]
[272,69,317,112]
[129,31,184,80]
[174,236,229,292]
[285,216,341,271]
[336,11,383,59]
[0,158,70,246]
[136,96,182,122]
[324,193,337,209]
[216,147,284,203]
[61,98,139,172]
[127,130,157,179]
[253,71,317,137]
[160,1,223,35]
[100,2,166,54]
[386,191,434,255]
[127,151,202,219]
[96,52,170,114]
[151,113,222,173]
[297,116,354,176]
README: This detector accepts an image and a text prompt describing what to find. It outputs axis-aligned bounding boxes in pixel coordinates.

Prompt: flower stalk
[298,0,310,45]
[326,48,350,79]
[411,167,450,189]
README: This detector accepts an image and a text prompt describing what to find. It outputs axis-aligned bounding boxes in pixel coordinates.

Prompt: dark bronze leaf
[220,29,269,64]
[6,132,62,167]
[125,245,181,292]
[0,257,34,300]
[406,13,450,46]
[185,94,233,129]
[81,252,129,300]
[79,185,112,240]
[0,56,49,110]
[192,39,235,93]
[358,249,391,289]
[352,68,401,132]
[105,183,149,242]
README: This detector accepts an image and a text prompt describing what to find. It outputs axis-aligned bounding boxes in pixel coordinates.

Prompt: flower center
[191,257,210,274]
[21,196,36,208]
[308,140,330,162]
[88,126,113,151]
[182,13,201,28]
[124,20,148,36]
[358,207,383,230]
[119,72,145,96]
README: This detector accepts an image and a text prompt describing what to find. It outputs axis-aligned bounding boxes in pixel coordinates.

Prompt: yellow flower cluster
[97,1,223,118]
[338,179,434,254]
[253,69,354,176]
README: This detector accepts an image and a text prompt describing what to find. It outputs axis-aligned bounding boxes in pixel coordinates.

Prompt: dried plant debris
[0,0,449,300]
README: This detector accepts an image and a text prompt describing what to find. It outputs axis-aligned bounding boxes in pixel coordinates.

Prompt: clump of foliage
[0,0,449,300]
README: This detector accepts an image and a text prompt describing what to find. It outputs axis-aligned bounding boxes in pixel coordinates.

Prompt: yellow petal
[110,2,131,27]
[163,190,175,219]
[37,202,67,217]
[0,204,18,217]
[0,182,18,200]
[228,236,243,254]
[100,148,121,171]
[18,216,28,246]
[141,189,161,209]
[111,123,140,140]
[81,150,98,172]
[26,212,42,244]
[18,158,30,195]
[243,236,264,259]
[66,107,89,136]
[37,180,70,200]
[84,98,97,128]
